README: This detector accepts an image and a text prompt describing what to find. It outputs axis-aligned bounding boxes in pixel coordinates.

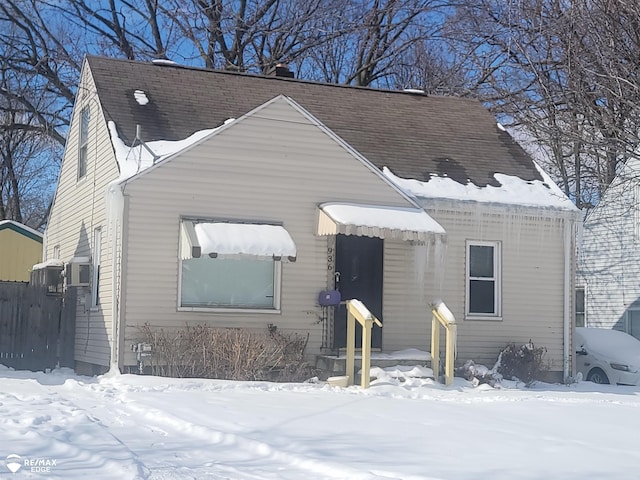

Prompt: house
[0,220,43,282]
[43,56,580,380]
[578,157,640,339]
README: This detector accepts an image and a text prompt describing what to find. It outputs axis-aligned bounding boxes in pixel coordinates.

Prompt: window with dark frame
[91,228,101,308]
[575,287,585,327]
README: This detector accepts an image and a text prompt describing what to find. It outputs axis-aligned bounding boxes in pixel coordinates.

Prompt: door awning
[317,202,446,241]
[181,221,297,260]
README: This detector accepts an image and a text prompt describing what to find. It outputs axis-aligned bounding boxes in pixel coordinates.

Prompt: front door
[333,234,383,350]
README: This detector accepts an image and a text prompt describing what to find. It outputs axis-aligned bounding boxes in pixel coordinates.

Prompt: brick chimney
[269,63,294,78]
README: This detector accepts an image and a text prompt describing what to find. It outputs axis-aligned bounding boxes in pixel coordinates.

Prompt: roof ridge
[85,54,474,100]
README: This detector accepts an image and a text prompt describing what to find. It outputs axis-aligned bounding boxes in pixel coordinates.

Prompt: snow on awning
[181,221,297,261]
[317,203,446,241]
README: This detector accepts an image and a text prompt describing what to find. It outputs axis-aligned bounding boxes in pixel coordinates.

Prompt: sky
[1,364,638,479]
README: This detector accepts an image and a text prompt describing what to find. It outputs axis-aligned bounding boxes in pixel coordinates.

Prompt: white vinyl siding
[578,157,640,332]
[384,201,572,373]
[43,62,120,367]
[120,96,419,366]
[466,241,501,319]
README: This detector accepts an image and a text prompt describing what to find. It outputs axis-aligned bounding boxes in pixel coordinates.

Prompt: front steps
[316,348,431,378]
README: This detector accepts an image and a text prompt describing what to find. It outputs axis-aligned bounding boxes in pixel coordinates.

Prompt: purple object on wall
[318,290,341,306]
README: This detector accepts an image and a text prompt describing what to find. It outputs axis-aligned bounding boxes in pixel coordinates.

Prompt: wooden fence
[0,282,75,371]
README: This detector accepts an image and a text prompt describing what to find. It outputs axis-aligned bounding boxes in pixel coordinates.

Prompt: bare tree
[449,0,640,207]
[301,0,449,87]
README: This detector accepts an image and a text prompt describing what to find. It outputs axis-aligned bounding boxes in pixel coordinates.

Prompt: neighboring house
[44,56,580,380]
[0,220,43,282]
[578,158,640,339]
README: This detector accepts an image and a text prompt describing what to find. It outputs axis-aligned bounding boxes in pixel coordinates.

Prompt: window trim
[177,220,285,312]
[465,240,502,320]
[575,285,586,328]
[635,185,640,241]
[91,227,101,310]
[625,307,640,340]
[78,106,90,180]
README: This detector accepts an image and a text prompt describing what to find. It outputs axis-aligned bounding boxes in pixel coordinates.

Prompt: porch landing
[316,348,432,377]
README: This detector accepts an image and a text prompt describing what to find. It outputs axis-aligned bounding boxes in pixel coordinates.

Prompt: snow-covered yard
[1,365,639,479]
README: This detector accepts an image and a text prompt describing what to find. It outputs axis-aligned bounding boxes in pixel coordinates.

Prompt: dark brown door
[333,234,383,349]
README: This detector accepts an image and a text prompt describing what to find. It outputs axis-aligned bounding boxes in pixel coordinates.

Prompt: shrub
[138,323,317,382]
[494,341,548,385]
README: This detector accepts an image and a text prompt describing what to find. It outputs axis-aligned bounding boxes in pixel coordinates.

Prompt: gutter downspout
[563,214,577,382]
[107,182,125,371]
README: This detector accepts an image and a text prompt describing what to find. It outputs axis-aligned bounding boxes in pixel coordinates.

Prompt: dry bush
[138,323,316,382]
[494,341,548,385]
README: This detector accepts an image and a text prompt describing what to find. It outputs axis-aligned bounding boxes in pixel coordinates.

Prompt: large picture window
[181,257,279,309]
[466,241,501,318]
[178,219,297,311]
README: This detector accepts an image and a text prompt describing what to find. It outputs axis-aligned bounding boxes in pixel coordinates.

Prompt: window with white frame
[575,286,586,327]
[91,227,101,308]
[78,106,90,179]
[466,241,501,317]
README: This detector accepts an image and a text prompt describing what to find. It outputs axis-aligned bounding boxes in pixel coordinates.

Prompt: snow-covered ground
[1,365,639,480]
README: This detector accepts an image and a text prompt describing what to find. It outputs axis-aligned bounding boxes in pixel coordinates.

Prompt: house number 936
[327,247,334,271]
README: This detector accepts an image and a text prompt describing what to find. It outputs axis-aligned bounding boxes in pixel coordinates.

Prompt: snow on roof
[319,202,446,238]
[432,299,456,324]
[383,164,578,211]
[194,222,297,258]
[151,58,178,66]
[0,220,43,239]
[108,120,233,182]
[133,90,149,105]
[32,259,64,270]
[348,299,374,321]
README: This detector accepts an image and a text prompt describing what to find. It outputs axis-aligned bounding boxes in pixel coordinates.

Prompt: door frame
[332,234,383,350]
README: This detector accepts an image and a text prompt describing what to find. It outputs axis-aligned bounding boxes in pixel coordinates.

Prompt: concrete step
[316,348,431,376]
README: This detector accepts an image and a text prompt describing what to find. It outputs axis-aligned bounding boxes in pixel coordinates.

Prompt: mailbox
[318,289,341,306]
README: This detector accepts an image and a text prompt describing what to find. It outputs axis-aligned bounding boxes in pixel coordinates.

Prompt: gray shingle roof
[86,55,542,186]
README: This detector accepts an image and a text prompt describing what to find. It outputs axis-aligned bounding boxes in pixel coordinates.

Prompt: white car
[575,327,640,385]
